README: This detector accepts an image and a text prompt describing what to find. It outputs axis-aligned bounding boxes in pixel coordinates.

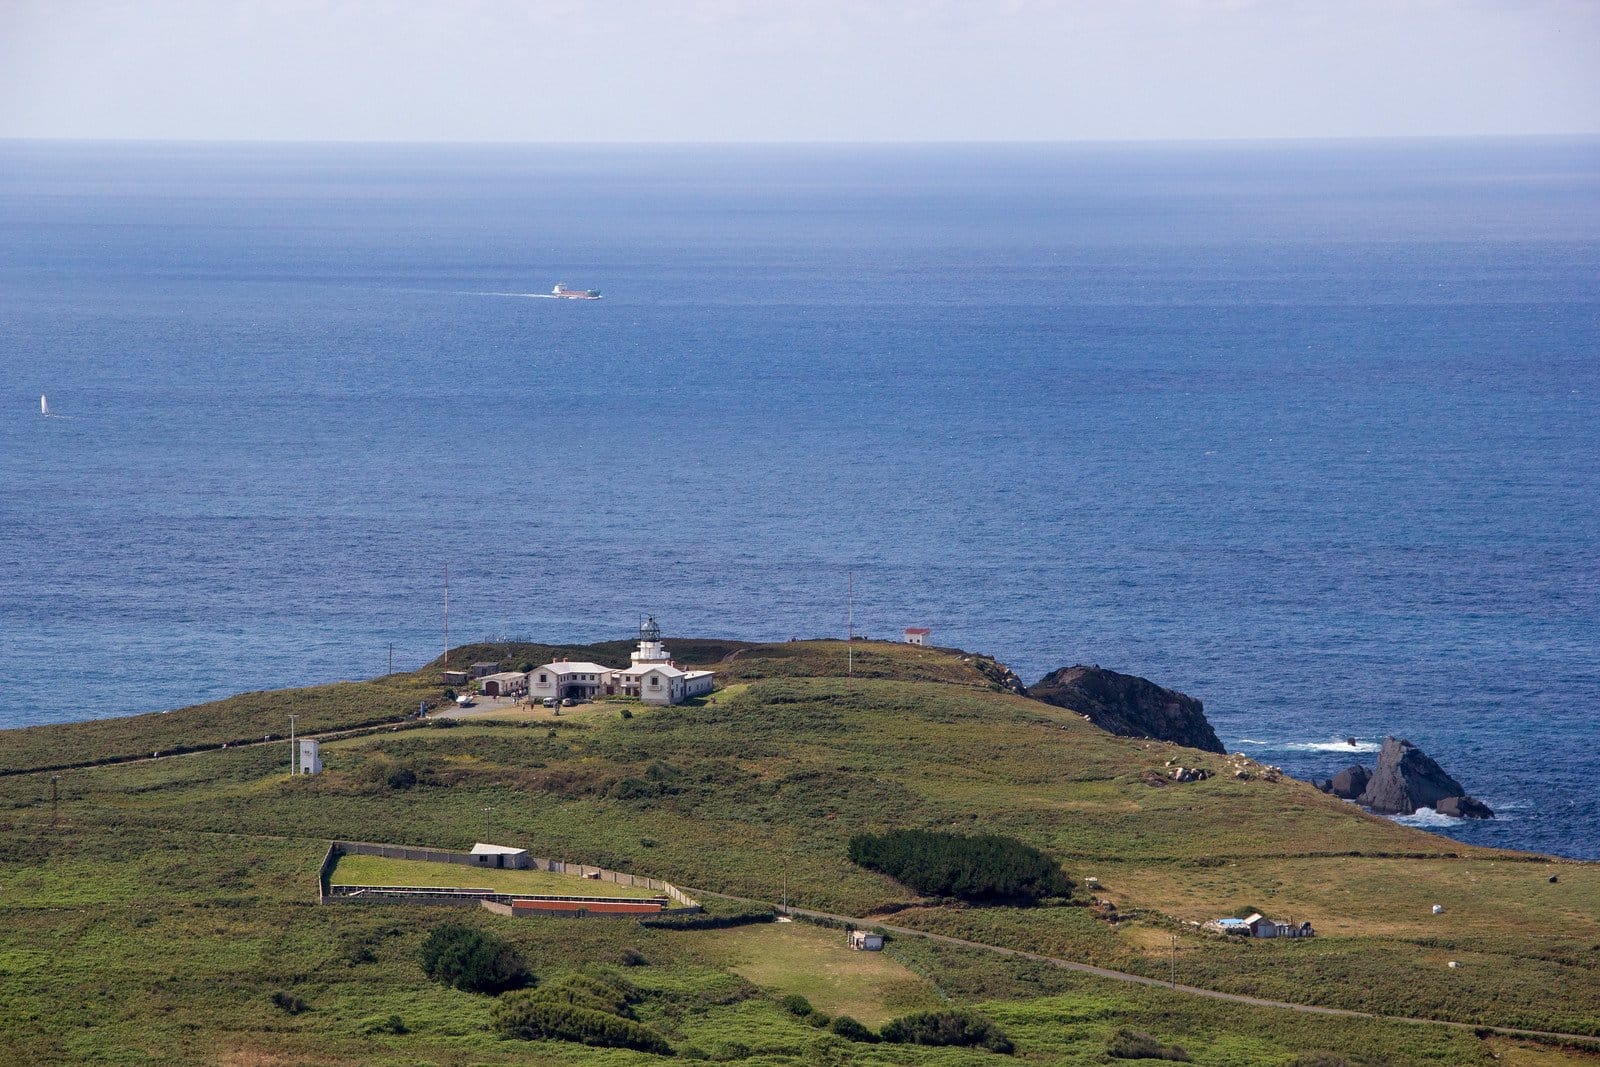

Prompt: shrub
[880,1009,1013,1053]
[830,1015,879,1043]
[270,990,308,1015]
[417,924,531,994]
[848,829,1072,904]
[620,708,634,719]
[490,994,672,1054]
[780,993,814,1017]
[525,972,638,1018]
[640,908,774,931]
[358,1013,407,1035]
[1107,1028,1191,1061]
[619,947,648,967]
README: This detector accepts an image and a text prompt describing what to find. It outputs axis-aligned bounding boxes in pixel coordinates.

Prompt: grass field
[0,637,1596,1064]
[329,853,667,899]
[700,921,942,1027]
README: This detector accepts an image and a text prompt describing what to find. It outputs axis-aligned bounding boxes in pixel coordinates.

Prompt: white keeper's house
[527,617,716,706]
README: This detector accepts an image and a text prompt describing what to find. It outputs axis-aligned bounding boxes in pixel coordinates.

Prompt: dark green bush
[358,1013,407,1035]
[848,829,1072,904]
[1107,1028,1191,1061]
[270,990,308,1015]
[780,993,814,1017]
[880,1009,1013,1053]
[417,924,531,994]
[640,908,774,931]
[830,1015,879,1042]
[619,947,648,967]
[490,993,672,1054]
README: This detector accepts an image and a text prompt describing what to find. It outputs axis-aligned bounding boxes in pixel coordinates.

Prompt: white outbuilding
[469,843,531,869]
[296,739,322,775]
[478,671,529,697]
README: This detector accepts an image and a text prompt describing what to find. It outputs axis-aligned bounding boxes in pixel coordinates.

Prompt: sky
[1,0,1597,143]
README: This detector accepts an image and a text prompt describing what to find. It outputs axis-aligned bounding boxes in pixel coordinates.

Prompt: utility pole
[50,775,59,828]
[288,714,297,777]
[847,570,854,678]
[443,564,450,671]
[1170,933,1178,988]
[482,806,493,844]
[388,642,393,675]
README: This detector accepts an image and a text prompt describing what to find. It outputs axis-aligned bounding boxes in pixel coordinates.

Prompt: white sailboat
[40,394,50,417]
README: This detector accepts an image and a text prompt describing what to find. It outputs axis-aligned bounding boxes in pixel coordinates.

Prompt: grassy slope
[0,639,1595,1065]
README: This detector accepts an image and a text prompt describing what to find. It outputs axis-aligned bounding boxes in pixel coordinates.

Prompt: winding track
[689,888,1600,1046]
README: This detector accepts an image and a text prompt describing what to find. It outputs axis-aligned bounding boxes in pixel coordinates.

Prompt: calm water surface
[2,139,1596,857]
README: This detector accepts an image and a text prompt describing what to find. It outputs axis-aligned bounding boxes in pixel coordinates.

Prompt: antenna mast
[443,564,450,671]
[847,570,854,678]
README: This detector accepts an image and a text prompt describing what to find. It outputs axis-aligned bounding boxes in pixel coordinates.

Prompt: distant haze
[2,0,1597,143]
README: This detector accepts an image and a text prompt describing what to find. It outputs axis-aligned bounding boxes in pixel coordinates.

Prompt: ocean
[2,139,1596,858]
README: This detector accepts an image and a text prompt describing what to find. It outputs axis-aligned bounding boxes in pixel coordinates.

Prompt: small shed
[296,739,322,775]
[479,671,528,697]
[441,670,470,686]
[470,843,530,869]
[1243,913,1277,938]
[470,661,501,679]
[848,930,884,951]
[903,627,931,646]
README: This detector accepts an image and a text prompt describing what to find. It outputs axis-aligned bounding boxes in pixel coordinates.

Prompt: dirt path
[688,888,1600,1046]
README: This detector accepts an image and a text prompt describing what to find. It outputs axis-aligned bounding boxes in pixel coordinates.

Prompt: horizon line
[4,132,1600,150]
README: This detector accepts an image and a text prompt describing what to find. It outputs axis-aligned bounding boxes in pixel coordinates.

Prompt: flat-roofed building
[478,671,528,697]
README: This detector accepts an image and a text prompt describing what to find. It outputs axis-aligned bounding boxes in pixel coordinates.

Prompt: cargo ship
[551,283,602,300]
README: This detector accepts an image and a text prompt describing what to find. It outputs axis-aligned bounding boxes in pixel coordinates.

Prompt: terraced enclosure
[0,638,1595,1065]
[328,854,667,899]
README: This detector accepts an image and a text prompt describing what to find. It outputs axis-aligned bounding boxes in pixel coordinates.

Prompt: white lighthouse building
[526,617,716,706]
[631,616,671,665]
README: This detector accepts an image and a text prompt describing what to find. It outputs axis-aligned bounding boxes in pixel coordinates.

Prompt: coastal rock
[1358,737,1472,816]
[1328,765,1371,800]
[1028,665,1225,753]
[1435,795,1495,819]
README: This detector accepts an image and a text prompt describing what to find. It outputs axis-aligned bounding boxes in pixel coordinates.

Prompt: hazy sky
[2,1,1597,142]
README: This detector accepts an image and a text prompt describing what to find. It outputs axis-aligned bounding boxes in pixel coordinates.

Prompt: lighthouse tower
[631,615,671,665]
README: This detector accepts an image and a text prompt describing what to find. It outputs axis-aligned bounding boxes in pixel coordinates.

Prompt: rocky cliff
[1028,665,1226,753]
[1356,736,1493,818]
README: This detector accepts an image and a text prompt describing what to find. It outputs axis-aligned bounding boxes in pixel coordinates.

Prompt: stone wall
[320,840,700,912]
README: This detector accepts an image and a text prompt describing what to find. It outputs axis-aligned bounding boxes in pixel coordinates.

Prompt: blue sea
[2,139,1596,858]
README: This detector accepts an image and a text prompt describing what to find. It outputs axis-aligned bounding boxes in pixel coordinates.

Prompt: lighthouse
[631,615,671,665]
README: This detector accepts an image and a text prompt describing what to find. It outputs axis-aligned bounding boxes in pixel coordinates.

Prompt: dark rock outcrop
[1358,736,1483,816]
[1028,665,1225,753]
[1326,765,1371,800]
[1436,795,1495,819]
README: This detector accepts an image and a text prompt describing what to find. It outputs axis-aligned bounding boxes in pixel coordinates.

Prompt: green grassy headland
[0,637,1594,1065]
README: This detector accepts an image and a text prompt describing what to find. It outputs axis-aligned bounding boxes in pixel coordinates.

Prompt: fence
[319,840,700,915]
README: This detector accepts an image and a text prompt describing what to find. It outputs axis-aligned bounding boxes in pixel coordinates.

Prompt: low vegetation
[417,923,531,994]
[879,1008,1016,1053]
[849,828,1074,904]
[1107,1027,1193,1061]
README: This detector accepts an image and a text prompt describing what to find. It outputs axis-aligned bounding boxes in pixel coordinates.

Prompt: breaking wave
[1283,739,1382,754]
[1390,807,1457,828]
[1231,737,1380,754]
